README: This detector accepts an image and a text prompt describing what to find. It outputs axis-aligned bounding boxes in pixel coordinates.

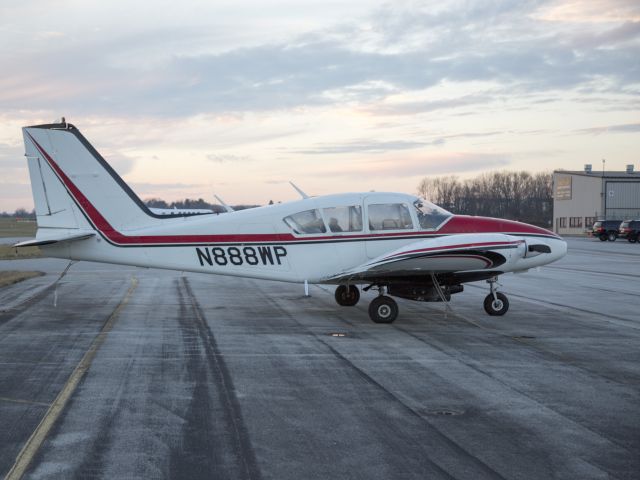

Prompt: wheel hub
[378,305,391,318]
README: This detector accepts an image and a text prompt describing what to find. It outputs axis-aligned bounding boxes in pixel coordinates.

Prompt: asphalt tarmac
[0,238,638,479]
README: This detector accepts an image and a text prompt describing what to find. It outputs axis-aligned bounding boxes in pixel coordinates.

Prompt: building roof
[553,170,640,179]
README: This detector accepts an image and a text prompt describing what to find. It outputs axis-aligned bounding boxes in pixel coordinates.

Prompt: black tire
[607,232,617,241]
[483,292,509,316]
[335,285,360,307]
[599,234,607,241]
[629,235,638,243]
[368,296,399,323]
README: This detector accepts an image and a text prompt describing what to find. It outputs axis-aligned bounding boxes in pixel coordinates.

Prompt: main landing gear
[334,285,399,323]
[484,277,509,316]
[334,284,360,306]
[368,290,398,324]
[335,277,510,323]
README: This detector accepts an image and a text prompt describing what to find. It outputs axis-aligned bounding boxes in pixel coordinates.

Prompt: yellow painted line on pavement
[4,276,138,480]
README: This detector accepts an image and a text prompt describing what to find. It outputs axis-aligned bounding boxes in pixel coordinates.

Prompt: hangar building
[553,165,640,235]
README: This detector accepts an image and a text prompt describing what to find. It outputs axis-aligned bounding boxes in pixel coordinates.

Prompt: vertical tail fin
[23,121,171,234]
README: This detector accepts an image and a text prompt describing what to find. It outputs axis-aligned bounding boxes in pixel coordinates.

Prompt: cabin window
[323,206,363,233]
[368,203,414,231]
[413,200,452,230]
[283,209,326,234]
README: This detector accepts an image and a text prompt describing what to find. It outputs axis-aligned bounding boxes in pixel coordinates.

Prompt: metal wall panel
[606,182,640,208]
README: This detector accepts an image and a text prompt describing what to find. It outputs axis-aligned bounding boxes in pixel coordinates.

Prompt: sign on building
[555,176,572,200]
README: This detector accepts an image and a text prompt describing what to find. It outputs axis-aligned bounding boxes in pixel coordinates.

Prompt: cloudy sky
[1,0,639,211]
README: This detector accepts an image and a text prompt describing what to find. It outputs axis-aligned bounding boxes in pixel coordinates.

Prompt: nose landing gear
[484,277,509,316]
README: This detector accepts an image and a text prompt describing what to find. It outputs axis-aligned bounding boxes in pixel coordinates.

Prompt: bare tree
[417,171,553,227]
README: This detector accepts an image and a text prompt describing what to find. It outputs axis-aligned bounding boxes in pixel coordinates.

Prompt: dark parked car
[592,220,622,241]
[619,220,640,243]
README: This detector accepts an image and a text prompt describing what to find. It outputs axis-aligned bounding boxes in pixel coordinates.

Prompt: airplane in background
[16,121,567,323]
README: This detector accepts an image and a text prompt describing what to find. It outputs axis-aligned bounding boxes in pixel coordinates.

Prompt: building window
[559,217,567,228]
[569,217,582,228]
[584,217,596,228]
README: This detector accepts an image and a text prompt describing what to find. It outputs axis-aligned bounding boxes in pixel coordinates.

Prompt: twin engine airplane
[17,121,567,323]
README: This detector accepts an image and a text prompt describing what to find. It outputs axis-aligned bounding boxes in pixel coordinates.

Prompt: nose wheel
[484,277,509,316]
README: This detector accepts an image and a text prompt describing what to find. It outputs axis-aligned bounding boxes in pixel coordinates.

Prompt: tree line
[417,171,552,227]
[0,208,35,218]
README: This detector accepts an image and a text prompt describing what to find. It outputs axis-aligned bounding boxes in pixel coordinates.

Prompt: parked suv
[592,220,622,241]
[619,220,640,243]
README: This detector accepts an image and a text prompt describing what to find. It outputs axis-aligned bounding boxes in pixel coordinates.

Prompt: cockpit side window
[283,209,327,234]
[322,206,363,233]
[413,200,452,230]
[368,203,414,231]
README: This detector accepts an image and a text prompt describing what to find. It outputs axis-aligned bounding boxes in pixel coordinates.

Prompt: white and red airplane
[17,121,567,323]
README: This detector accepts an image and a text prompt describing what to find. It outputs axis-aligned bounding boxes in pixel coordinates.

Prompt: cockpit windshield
[413,200,452,230]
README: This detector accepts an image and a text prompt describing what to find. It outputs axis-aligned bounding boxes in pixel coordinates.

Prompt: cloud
[291,139,443,155]
[312,152,511,179]
[367,94,495,116]
[535,0,640,23]
[129,182,208,194]
[100,150,137,175]
[0,143,24,168]
[290,129,509,155]
[577,122,640,134]
[0,1,638,117]
[206,153,252,163]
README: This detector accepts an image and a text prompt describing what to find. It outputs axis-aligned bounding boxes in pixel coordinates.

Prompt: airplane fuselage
[41,192,565,284]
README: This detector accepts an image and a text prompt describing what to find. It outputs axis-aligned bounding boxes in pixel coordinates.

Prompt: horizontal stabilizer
[14,232,95,248]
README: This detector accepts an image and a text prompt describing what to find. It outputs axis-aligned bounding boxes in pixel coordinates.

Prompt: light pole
[601,159,606,219]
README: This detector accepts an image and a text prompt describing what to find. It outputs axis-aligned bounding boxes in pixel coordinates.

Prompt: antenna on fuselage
[214,194,234,213]
[289,181,309,199]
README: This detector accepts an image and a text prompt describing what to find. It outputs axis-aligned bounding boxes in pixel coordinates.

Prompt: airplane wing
[14,232,95,247]
[322,233,528,284]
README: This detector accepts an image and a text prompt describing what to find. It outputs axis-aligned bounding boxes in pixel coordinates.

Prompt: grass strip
[0,271,45,288]
[0,245,42,260]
